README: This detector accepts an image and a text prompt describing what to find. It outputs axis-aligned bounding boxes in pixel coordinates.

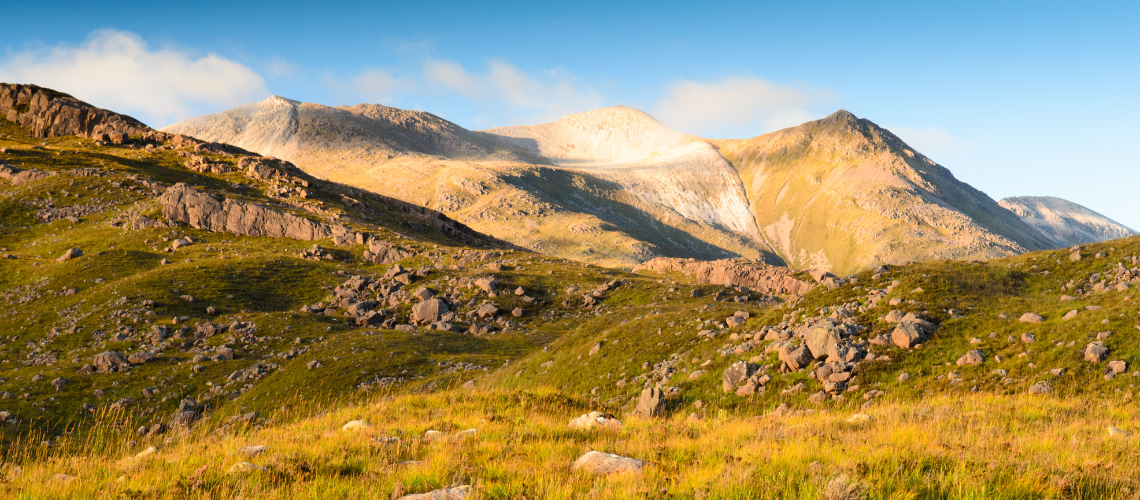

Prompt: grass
[4,388,1140,499]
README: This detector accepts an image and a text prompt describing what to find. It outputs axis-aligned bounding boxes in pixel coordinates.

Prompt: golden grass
[4,388,1140,499]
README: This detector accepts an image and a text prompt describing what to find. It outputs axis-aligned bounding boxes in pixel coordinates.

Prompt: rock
[1107,426,1132,437]
[722,360,757,393]
[474,277,499,293]
[475,303,499,318]
[588,342,602,356]
[891,322,926,349]
[50,377,65,391]
[1020,333,1037,343]
[511,307,523,318]
[462,380,476,390]
[779,344,812,371]
[306,359,322,369]
[847,414,870,423]
[127,351,157,364]
[567,411,623,430]
[898,372,910,382]
[56,248,82,262]
[1070,251,1082,262]
[1062,310,1079,321]
[0,83,152,141]
[397,486,473,500]
[413,287,435,301]
[884,310,904,323]
[725,315,745,327]
[1028,381,1053,395]
[1084,342,1108,363]
[342,420,370,431]
[631,387,664,419]
[956,350,985,366]
[1019,312,1044,323]
[633,257,814,294]
[515,287,525,296]
[240,445,266,456]
[805,326,842,360]
[1108,360,1128,374]
[808,391,828,404]
[160,184,333,241]
[570,451,647,475]
[228,462,266,474]
[93,351,129,373]
[411,298,449,324]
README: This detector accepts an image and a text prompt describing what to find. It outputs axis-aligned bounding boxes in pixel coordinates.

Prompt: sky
[1,0,1138,228]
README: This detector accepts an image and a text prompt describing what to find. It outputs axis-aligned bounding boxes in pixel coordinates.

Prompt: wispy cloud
[653,76,834,138]
[885,125,977,163]
[0,29,266,128]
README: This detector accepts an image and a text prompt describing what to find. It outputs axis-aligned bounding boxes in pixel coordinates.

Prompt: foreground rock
[397,486,472,500]
[160,183,335,240]
[567,411,623,430]
[0,83,151,139]
[570,451,647,475]
[630,387,664,418]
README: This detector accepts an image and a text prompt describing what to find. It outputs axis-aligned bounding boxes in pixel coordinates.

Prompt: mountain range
[164,96,1134,274]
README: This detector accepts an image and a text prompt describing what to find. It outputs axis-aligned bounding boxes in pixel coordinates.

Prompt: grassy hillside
[4,112,1140,498]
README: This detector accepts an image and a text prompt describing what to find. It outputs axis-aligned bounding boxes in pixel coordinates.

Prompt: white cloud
[885,125,975,163]
[421,58,602,124]
[424,58,479,97]
[0,29,266,128]
[267,56,297,78]
[652,76,833,138]
[349,69,415,103]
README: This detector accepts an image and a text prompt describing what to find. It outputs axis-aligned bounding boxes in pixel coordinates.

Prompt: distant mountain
[167,101,1072,274]
[999,196,1136,247]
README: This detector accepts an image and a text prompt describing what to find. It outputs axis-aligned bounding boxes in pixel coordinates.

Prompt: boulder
[722,361,757,393]
[778,344,812,371]
[804,326,842,360]
[1028,381,1053,395]
[1019,312,1044,323]
[1108,360,1128,374]
[884,310,904,323]
[891,322,925,349]
[956,350,984,366]
[342,420,370,431]
[630,387,664,419]
[56,248,82,262]
[397,486,472,500]
[570,451,647,475]
[476,303,499,318]
[474,277,499,293]
[567,411,623,430]
[411,299,449,324]
[93,351,129,373]
[127,351,157,364]
[1084,342,1108,363]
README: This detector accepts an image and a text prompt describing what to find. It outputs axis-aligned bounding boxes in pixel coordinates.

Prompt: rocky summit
[4,84,1140,499]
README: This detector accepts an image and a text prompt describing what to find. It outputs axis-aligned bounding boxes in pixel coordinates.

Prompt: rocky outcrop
[160,183,334,240]
[0,83,152,139]
[0,164,56,185]
[633,257,814,295]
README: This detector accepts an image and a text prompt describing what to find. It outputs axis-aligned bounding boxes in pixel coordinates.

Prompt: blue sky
[2,0,1138,228]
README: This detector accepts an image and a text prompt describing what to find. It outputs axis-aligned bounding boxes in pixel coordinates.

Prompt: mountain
[165,99,780,268]
[713,111,1055,273]
[999,196,1136,247]
[167,100,1059,274]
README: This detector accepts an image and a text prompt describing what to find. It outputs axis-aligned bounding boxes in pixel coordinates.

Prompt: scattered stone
[1019,313,1044,323]
[396,485,472,500]
[1021,333,1037,343]
[93,351,129,373]
[1028,381,1053,395]
[1108,360,1128,374]
[1084,342,1108,363]
[631,387,664,419]
[1062,310,1079,321]
[342,420,370,431]
[568,411,623,430]
[570,451,647,475]
[462,380,476,391]
[56,248,82,262]
[228,462,266,474]
[808,391,827,404]
[847,414,870,423]
[956,350,985,366]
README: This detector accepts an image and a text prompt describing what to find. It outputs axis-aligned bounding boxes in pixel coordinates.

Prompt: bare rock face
[570,451,647,475]
[160,183,333,240]
[363,241,414,264]
[0,83,152,139]
[0,164,56,185]
[633,257,814,295]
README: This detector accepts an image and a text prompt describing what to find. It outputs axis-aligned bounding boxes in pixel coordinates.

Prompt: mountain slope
[164,99,780,268]
[714,111,1055,273]
[999,195,1137,247]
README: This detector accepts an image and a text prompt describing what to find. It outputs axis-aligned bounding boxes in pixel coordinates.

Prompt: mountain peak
[262,95,301,107]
